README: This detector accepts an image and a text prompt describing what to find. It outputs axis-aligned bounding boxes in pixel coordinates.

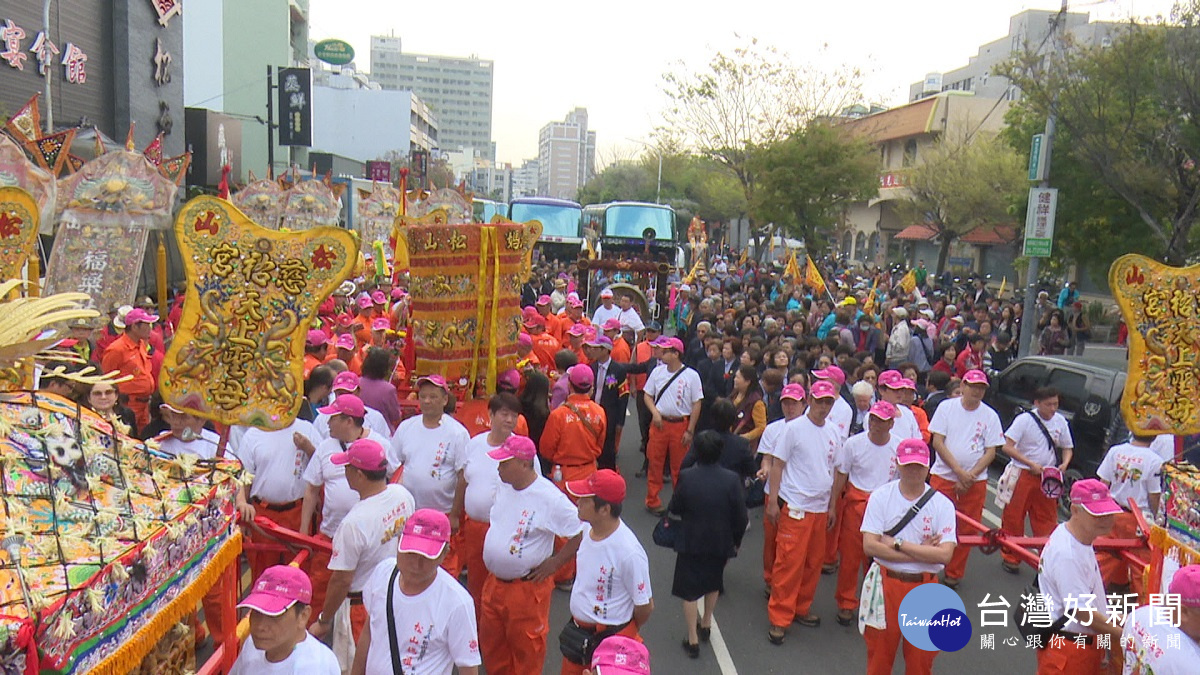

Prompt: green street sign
[1023,187,1058,258]
[1028,134,1045,181]
[314,39,355,66]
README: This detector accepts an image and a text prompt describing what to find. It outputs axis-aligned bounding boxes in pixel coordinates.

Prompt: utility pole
[1019,0,1068,358]
[42,0,53,133]
[266,65,275,175]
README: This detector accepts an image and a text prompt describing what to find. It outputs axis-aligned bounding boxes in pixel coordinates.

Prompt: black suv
[984,356,1128,503]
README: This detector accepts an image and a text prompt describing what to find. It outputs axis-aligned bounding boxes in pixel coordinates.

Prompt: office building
[312,83,437,165]
[537,108,595,200]
[470,164,513,203]
[512,159,539,198]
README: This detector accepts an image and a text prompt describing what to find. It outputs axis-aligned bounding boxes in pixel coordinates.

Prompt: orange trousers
[766,505,827,627]
[128,397,151,431]
[1001,469,1059,566]
[929,475,986,580]
[307,533,334,617]
[440,517,463,579]
[350,602,367,641]
[835,485,872,611]
[460,517,491,618]
[480,574,555,675]
[763,495,778,586]
[863,573,939,675]
[1035,636,1106,674]
[553,464,596,585]
[645,419,689,510]
[560,621,640,675]
[248,500,304,579]
[824,484,847,566]
[1098,511,1148,594]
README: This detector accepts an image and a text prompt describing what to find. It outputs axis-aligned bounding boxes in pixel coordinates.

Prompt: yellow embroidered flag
[997,276,1007,299]
[863,276,879,315]
[738,248,748,267]
[898,269,917,294]
[783,251,802,282]
[805,255,827,296]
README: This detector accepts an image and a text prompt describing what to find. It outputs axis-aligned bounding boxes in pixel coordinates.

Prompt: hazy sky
[309,0,1175,166]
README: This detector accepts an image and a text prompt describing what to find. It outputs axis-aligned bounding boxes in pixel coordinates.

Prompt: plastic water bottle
[552,465,563,482]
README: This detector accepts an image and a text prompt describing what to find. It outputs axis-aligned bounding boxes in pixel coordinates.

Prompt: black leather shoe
[682,640,700,658]
[698,623,711,643]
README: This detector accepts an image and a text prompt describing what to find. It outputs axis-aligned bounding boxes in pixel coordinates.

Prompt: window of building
[902,139,918,167]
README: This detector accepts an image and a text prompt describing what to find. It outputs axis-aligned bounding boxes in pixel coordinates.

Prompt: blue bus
[508,197,584,260]
[582,201,676,255]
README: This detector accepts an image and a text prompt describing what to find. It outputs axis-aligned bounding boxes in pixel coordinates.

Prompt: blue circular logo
[897,583,972,652]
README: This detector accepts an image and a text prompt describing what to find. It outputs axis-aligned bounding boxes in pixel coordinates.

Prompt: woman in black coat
[669,430,750,658]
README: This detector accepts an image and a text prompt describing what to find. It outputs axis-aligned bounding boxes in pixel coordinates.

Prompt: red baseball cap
[566,323,589,336]
[1071,478,1122,516]
[330,438,387,471]
[869,400,896,420]
[591,634,650,674]
[878,370,903,389]
[398,509,451,559]
[487,435,538,462]
[809,380,838,400]
[371,290,387,305]
[896,438,930,465]
[356,294,373,309]
[567,295,584,308]
[780,383,805,401]
[331,371,360,392]
[318,393,366,418]
[813,365,846,386]
[237,565,313,616]
[567,468,627,503]
[599,288,614,299]
[567,363,594,389]
[586,335,614,349]
[524,314,547,329]
[655,336,684,353]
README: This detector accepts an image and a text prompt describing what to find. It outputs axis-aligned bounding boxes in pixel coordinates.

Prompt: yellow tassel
[53,611,76,641]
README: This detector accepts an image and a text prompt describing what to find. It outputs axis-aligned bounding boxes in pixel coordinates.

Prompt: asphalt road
[536,411,1055,674]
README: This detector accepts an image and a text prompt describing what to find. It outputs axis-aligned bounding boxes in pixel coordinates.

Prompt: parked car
[984,356,1128,512]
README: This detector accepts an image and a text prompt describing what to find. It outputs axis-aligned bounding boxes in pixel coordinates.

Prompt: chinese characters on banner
[277,67,312,147]
[0,18,85,83]
[0,187,41,280]
[149,0,183,27]
[160,196,357,429]
[1109,254,1200,436]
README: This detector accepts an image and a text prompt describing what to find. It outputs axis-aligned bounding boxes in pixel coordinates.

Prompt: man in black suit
[584,334,653,471]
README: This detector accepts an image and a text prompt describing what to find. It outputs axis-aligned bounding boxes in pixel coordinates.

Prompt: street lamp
[625,137,662,204]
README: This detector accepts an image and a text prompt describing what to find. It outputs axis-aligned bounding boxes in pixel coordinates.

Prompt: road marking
[700,597,739,675]
[982,481,1002,527]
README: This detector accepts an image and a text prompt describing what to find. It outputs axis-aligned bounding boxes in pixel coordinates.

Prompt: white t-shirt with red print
[1097,442,1163,519]
[328,484,415,591]
[569,522,653,626]
[836,432,901,493]
[389,414,470,513]
[483,476,582,580]
[861,480,957,575]
[361,563,481,675]
[776,414,842,513]
[927,398,1004,482]
[301,430,392,537]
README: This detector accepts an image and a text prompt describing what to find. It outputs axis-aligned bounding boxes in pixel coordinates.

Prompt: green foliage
[578,154,747,225]
[747,124,878,252]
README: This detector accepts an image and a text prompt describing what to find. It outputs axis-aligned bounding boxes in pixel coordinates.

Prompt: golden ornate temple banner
[0,187,41,281]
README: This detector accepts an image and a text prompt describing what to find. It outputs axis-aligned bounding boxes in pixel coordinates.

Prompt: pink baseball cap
[656,336,684,353]
[306,329,327,347]
[809,380,838,399]
[337,314,355,327]
[330,438,387,471]
[567,295,584,308]
[586,335,614,349]
[1041,466,1065,499]
[780,383,805,401]
[599,288,614,298]
[591,634,650,674]
[869,400,896,420]
[372,317,391,331]
[896,438,930,466]
[390,287,405,299]
[878,369,901,387]
[124,308,159,325]
[897,378,917,391]
[1071,478,1122,516]
[567,469,627,503]
[487,435,538,462]
[356,294,373,309]
[524,314,547,329]
[522,306,540,321]
[567,363,594,389]
[417,373,449,392]
[332,371,360,392]
[813,365,845,386]
[497,368,521,391]
[318,393,366,418]
[536,294,552,306]
[1169,564,1200,607]
[517,332,533,347]
[602,318,622,331]
[335,334,356,351]
[371,290,387,305]
[237,565,313,616]
[398,509,451,559]
[962,369,989,386]
[566,323,589,337]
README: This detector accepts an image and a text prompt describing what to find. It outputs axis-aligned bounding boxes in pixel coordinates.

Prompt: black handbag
[558,618,628,665]
[744,476,766,509]
[652,514,682,548]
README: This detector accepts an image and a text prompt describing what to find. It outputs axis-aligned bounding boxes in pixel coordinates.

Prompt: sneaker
[768,626,786,645]
[794,614,821,628]
[836,610,855,626]
[821,562,838,575]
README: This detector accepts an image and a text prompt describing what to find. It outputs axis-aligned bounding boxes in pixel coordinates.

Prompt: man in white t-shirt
[1149,433,1178,463]
[233,417,321,576]
[927,368,1004,587]
[155,403,221,459]
[591,288,621,327]
[757,383,806,594]
[1000,386,1074,574]
[860,438,956,675]
[765,380,842,643]
[299,394,392,615]
[1121,564,1200,674]
[615,293,645,338]
[481,436,583,675]
[1096,434,1163,594]
[313,371,390,440]
[457,392,523,614]
[875,371,921,441]
[231,565,340,675]
[563,470,654,675]
[830,400,901,626]
[390,374,470,576]
[642,337,703,514]
[352,509,481,675]
[1036,479,1124,673]
[310,439,415,646]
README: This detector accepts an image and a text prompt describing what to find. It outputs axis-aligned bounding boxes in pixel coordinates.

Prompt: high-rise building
[369,36,494,159]
[512,159,540,198]
[312,81,437,164]
[470,164,513,203]
[537,108,595,200]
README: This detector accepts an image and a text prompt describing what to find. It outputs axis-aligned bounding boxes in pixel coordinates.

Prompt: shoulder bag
[559,618,630,665]
[385,566,406,674]
[1025,410,1062,466]
[884,488,936,538]
[653,366,690,406]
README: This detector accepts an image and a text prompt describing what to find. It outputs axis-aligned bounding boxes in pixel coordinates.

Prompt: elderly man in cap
[643,336,704,515]
[927,369,1004,588]
[563,470,654,675]
[310,438,415,645]
[592,287,622,326]
[100,307,160,428]
[885,306,911,369]
[1035,479,1125,673]
[231,566,340,674]
[481,436,583,674]
[1122,564,1200,671]
[353,509,481,675]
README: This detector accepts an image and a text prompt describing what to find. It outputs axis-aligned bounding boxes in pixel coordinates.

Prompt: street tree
[748,123,878,252]
[1001,5,1200,265]
[896,128,1026,274]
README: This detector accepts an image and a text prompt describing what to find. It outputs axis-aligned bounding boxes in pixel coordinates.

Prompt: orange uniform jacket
[454,398,531,438]
[544,312,565,343]
[99,334,155,397]
[628,341,654,393]
[611,337,631,364]
[530,332,561,371]
[539,394,607,467]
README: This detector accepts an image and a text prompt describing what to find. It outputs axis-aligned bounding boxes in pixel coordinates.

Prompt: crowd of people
[37,250,1196,674]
